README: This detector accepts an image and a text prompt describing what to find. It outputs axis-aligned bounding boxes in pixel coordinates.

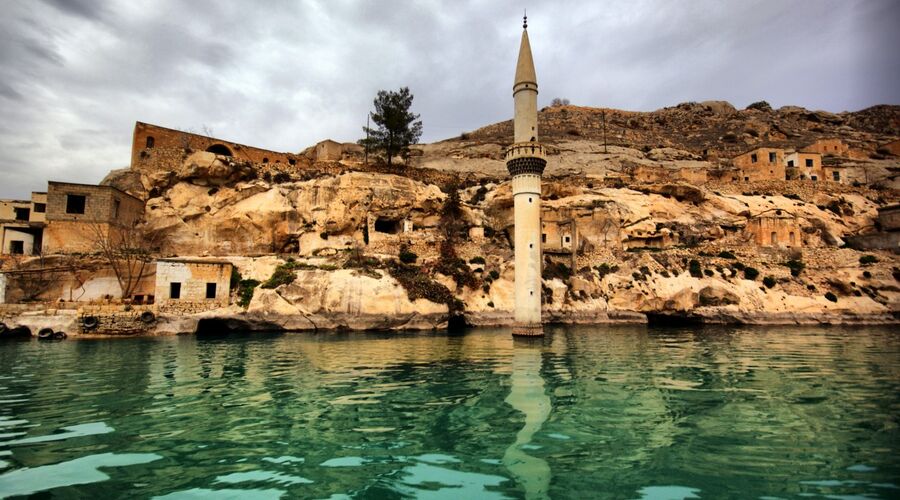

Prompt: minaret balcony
[505,142,547,177]
[504,142,546,162]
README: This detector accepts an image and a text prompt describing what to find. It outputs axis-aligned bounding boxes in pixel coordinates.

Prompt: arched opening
[206,144,233,157]
[262,157,269,164]
[770,232,777,245]
[145,136,155,148]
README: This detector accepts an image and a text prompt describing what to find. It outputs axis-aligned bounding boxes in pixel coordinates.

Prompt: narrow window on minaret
[529,197,533,203]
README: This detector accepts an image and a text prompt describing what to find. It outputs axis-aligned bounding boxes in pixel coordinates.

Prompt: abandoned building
[745,209,803,248]
[131,122,301,175]
[42,181,145,254]
[542,208,578,257]
[155,259,233,312]
[628,164,707,185]
[785,151,824,181]
[733,147,785,182]
[801,138,849,157]
[0,192,46,255]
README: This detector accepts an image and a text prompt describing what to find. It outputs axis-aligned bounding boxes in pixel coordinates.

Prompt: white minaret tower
[507,13,545,337]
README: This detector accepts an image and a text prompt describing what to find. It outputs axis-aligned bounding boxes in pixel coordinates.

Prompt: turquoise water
[0,325,898,499]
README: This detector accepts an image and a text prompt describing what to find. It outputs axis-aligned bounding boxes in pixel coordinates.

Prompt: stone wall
[803,138,849,157]
[79,304,158,335]
[131,122,301,175]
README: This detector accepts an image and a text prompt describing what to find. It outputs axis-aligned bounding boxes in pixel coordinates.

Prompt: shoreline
[2,308,897,339]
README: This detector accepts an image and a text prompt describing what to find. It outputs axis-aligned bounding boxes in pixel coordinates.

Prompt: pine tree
[360,87,423,167]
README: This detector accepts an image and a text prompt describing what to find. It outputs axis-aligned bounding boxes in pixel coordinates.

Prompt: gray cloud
[0,0,898,198]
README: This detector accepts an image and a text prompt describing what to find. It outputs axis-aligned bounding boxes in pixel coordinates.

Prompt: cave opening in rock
[374,217,401,234]
[206,144,233,157]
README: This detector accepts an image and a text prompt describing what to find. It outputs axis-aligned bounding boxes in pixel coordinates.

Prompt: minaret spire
[506,14,545,337]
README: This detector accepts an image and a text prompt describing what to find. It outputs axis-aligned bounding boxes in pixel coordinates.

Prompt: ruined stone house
[42,181,145,254]
[733,147,785,182]
[801,138,849,157]
[785,151,823,181]
[155,259,232,313]
[131,122,301,175]
[745,209,803,248]
[0,192,46,255]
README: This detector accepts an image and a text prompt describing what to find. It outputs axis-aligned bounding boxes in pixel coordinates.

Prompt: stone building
[130,122,301,175]
[0,192,48,255]
[785,151,823,181]
[42,182,145,254]
[878,204,900,232]
[733,147,785,182]
[155,259,232,312]
[801,138,848,157]
[314,140,343,161]
[745,209,802,248]
[628,164,707,185]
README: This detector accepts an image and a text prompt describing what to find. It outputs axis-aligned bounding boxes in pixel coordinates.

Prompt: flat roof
[157,258,234,266]
[47,180,143,203]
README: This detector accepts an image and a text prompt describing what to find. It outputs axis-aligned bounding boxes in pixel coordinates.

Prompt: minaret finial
[523,9,527,29]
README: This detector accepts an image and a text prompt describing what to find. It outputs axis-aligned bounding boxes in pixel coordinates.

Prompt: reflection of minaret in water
[502,340,551,499]
[506,12,546,337]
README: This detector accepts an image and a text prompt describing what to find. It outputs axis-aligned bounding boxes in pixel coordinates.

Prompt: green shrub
[319,231,329,240]
[387,263,460,313]
[261,264,296,289]
[230,267,242,290]
[595,263,618,279]
[859,255,878,265]
[489,270,500,280]
[237,279,260,308]
[689,259,702,278]
[743,267,760,280]
[469,256,486,265]
[763,276,776,288]
[703,269,714,277]
[783,259,805,277]
[862,270,872,279]
[717,250,736,260]
[825,292,838,302]
[733,262,746,271]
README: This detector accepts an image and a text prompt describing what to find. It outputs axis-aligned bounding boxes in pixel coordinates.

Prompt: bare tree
[88,223,156,300]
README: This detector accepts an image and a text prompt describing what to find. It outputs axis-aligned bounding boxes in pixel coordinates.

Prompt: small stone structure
[745,209,802,248]
[733,147,785,182]
[314,140,343,161]
[42,181,144,254]
[155,259,233,314]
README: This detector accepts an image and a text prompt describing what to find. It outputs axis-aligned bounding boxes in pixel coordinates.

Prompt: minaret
[506,13,545,337]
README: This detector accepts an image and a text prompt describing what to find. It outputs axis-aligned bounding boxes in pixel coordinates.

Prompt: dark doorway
[206,144,233,156]
[170,282,181,299]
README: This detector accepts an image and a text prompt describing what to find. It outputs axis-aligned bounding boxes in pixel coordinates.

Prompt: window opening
[206,283,217,299]
[170,282,181,299]
[66,194,86,214]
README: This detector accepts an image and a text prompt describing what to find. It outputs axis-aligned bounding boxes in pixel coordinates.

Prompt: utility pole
[602,110,608,153]
[364,115,369,165]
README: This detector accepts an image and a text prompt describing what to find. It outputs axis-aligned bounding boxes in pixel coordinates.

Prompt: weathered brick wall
[155,260,232,309]
[131,122,302,175]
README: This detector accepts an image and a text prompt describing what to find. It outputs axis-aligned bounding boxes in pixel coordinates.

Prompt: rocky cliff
[96,102,900,331]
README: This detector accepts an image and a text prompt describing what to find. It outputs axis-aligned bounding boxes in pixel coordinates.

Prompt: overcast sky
[1,0,898,198]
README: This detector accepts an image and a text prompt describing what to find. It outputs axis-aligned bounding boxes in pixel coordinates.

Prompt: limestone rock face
[246,269,448,330]
[144,172,445,255]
